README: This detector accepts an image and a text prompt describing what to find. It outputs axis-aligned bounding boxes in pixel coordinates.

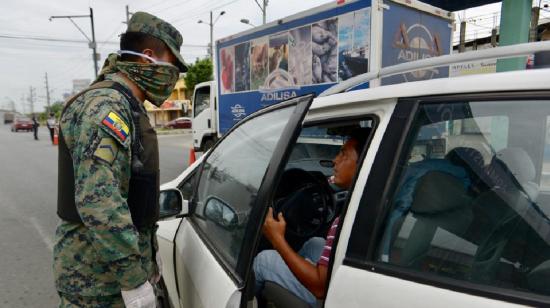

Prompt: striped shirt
[318,216,340,267]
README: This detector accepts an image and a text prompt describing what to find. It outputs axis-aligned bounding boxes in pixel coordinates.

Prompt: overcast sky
[0,0,515,113]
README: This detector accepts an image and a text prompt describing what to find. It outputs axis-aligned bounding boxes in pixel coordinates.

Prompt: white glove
[121,281,156,308]
[151,252,162,284]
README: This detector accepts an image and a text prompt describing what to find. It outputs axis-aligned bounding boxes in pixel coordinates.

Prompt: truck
[192,0,454,152]
[4,112,14,124]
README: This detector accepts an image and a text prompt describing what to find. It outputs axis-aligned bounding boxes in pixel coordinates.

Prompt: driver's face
[332,139,359,189]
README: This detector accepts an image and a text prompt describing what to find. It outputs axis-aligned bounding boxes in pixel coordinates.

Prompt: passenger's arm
[262,207,328,298]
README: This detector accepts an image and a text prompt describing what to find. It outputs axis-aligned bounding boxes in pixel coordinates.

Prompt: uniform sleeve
[71,91,148,290]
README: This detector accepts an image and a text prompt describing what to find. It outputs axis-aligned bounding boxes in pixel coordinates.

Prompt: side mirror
[159,189,188,219]
[204,197,238,229]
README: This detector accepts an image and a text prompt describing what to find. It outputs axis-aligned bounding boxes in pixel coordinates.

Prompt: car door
[174,95,313,308]
[328,92,550,307]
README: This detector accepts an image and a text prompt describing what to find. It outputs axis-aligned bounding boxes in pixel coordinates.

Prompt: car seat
[468,148,550,288]
[262,281,319,308]
[381,158,472,262]
[398,171,473,268]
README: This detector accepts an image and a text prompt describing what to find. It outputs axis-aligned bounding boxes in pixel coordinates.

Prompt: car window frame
[344,91,550,307]
[186,94,314,288]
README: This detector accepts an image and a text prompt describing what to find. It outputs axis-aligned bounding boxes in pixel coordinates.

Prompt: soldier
[53,12,187,307]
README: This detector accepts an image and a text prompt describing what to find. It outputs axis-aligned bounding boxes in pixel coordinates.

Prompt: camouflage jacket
[53,74,156,297]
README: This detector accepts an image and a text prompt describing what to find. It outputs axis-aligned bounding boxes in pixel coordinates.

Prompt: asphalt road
[0,126,192,307]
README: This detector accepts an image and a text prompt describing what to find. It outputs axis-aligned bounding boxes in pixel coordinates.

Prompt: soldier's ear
[140,48,155,63]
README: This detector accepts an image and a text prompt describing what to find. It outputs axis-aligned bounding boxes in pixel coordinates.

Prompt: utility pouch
[127,170,160,230]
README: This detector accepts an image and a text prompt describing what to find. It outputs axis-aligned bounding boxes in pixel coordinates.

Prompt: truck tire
[203,139,215,151]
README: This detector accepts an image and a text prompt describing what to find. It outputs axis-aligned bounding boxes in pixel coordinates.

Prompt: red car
[11,117,33,132]
[164,117,192,129]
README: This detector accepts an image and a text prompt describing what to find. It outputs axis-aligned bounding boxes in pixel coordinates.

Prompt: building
[72,79,91,94]
[144,77,192,127]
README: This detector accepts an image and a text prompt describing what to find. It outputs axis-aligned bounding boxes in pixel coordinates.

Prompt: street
[0,125,192,307]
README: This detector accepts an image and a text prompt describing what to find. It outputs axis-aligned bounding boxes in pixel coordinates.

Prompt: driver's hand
[262,207,286,246]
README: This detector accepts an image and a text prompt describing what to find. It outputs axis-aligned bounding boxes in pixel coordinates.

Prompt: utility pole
[44,73,51,110]
[28,87,36,115]
[90,8,98,77]
[459,21,466,52]
[210,11,214,61]
[49,8,99,78]
[198,11,226,61]
[262,0,267,24]
[530,6,540,42]
[125,5,132,24]
[254,0,268,24]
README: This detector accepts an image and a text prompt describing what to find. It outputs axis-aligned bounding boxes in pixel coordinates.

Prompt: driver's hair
[348,127,371,159]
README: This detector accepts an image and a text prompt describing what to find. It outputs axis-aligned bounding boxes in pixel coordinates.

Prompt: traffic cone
[53,128,59,146]
[189,148,196,166]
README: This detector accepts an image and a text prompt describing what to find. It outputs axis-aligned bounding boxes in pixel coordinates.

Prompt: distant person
[31,115,39,140]
[46,113,57,144]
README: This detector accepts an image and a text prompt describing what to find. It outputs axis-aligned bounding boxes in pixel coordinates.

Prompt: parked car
[155,42,550,308]
[11,117,33,132]
[163,117,192,129]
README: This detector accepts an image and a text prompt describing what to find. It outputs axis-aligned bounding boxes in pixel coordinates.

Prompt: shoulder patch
[101,111,130,146]
[93,138,119,165]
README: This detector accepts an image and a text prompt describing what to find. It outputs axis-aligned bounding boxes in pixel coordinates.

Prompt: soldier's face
[155,49,177,67]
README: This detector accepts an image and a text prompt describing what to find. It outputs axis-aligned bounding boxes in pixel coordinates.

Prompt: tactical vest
[57,80,160,230]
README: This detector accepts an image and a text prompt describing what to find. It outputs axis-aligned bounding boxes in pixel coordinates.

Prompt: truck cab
[192,81,218,152]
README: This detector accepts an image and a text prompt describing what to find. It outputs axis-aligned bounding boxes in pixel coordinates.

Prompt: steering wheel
[273,168,334,239]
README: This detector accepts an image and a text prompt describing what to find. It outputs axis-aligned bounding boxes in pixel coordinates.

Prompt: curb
[156,129,192,136]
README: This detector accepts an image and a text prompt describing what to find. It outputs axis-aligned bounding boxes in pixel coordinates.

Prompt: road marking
[29,217,54,252]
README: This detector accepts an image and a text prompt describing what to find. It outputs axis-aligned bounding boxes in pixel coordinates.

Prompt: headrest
[445,147,485,177]
[494,148,535,184]
[411,171,472,214]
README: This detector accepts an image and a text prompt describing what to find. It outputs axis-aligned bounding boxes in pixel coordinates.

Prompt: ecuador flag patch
[102,112,129,142]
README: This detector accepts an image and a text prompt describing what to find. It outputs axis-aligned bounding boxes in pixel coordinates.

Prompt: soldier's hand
[121,281,156,308]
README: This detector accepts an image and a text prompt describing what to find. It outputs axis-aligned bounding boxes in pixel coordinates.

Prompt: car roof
[309,68,550,116]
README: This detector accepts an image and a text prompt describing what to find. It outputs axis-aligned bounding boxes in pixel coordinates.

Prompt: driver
[254,130,369,306]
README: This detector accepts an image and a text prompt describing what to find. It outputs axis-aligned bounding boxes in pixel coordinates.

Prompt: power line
[0,33,208,48]
[151,0,195,14]
[171,0,241,25]
[0,33,117,45]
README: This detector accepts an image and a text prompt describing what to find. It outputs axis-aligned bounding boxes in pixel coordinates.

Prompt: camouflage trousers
[58,292,124,308]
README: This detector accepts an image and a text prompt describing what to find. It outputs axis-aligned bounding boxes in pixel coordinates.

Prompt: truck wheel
[203,139,215,151]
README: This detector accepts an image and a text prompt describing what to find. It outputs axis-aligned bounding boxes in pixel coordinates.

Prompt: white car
[155,42,550,308]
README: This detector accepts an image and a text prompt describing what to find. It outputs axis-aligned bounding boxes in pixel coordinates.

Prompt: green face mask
[116,51,179,107]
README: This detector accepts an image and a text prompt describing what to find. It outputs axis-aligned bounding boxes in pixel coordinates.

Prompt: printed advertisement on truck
[192,0,452,151]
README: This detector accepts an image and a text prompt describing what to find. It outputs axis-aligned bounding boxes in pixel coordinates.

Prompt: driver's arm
[262,207,329,299]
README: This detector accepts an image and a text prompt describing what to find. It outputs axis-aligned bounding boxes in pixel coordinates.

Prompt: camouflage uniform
[53,74,156,306]
[53,12,187,307]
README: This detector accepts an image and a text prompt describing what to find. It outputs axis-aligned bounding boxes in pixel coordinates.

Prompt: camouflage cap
[126,12,188,72]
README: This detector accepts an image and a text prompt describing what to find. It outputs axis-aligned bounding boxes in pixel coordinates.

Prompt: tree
[183,58,213,98]
[38,101,64,121]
